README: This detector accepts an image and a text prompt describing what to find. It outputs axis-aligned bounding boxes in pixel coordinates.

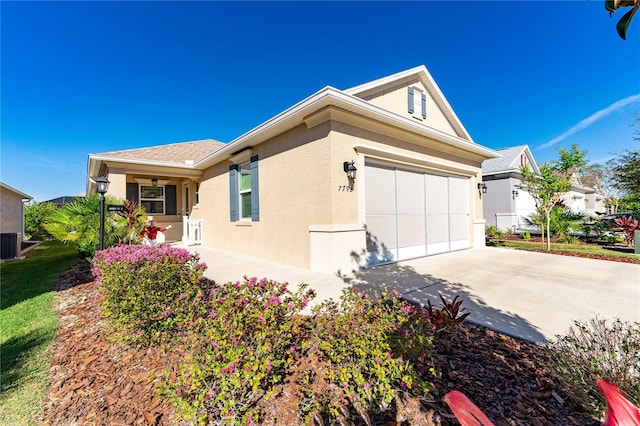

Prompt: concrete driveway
[190,245,640,344]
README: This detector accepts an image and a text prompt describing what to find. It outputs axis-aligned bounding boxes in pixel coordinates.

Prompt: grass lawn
[492,239,639,260]
[0,241,77,425]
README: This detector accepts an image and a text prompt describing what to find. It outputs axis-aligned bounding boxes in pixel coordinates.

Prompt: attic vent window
[408,87,427,120]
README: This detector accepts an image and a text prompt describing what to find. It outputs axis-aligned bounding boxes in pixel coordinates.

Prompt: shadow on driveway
[339,260,547,344]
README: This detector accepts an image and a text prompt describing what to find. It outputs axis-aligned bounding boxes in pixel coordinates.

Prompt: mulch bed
[40,260,601,425]
[491,237,640,265]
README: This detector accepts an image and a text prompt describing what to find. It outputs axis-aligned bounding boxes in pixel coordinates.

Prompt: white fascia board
[331,89,500,159]
[345,65,473,141]
[344,65,426,94]
[0,182,32,200]
[196,86,340,169]
[195,85,500,170]
[88,154,198,170]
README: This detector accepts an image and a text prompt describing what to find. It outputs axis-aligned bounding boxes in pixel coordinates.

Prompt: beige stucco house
[0,182,32,259]
[87,66,499,274]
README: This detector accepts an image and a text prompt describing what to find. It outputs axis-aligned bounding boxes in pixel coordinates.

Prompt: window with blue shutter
[408,87,414,114]
[229,165,239,222]
[250,155,259,221]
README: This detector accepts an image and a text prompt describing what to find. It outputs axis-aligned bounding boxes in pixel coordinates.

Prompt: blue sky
[2,1,639,202]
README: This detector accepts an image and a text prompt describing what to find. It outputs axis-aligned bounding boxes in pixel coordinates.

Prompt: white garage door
[365,164,470,266]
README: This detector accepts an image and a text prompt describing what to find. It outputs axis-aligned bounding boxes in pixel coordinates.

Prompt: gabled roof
[0,182,32,200]
[91,139,225,166]
[482,145,540,175]
[344,65,472,141]
[88,66,500,194]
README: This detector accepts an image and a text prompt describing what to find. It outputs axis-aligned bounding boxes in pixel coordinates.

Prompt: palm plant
[44,195,132,255]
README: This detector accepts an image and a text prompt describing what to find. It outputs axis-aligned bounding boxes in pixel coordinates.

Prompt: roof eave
[196,86,499,169]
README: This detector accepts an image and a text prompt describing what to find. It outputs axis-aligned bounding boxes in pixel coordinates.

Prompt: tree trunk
[546,214,552,251]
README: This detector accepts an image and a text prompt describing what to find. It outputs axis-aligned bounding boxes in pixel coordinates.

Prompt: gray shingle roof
[94,139,225,165]
[482,145,529,174]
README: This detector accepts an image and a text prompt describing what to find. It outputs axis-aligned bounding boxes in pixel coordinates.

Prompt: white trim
[309,224,365,233]
[344,65,473,141]
[0,182,32,200]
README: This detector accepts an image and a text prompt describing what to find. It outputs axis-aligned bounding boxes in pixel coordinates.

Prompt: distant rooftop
[44,196,81,205]
[482,145,532,174]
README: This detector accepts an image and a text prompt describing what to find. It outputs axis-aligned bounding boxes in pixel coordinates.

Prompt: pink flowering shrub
[308,288,438,420]
[164,277,316,424]
[93,244,208,346]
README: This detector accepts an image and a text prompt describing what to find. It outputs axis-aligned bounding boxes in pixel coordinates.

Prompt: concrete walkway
[188,245,640,344]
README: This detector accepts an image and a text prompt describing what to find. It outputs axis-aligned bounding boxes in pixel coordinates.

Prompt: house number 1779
[338,186,353,192]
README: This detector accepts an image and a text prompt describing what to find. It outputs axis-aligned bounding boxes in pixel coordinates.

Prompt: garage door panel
[397,171,425,214]
[365,166,396,215]
[366,216,397,253]
[398,214,426,248]
[365,164,470,266]
[450,213,470,243]
[426,175,449,214]
[449,177,468,214]
[426,215,449,245]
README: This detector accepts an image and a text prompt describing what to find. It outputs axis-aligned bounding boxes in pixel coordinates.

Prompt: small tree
[520,145,588,251]
[24,201,58,241]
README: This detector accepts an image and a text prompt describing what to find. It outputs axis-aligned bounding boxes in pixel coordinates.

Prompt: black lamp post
[96,176,110,250]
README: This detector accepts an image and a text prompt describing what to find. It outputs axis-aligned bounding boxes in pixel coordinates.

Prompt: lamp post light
[96,176,110,251]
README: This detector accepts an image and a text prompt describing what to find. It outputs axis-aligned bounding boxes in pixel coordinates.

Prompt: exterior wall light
[512,189,519,199]
[477,182,487,197]
[343,161,357,180]
[96,176,110,250]
[151,177,158,187]
[343,161,357,191]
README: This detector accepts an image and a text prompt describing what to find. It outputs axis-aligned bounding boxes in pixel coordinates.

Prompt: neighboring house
[87,65,499,274]
[482,146,607,232]
[0,182,32,259]
[482,145,539,231]
[561,171,607,217]
[45,196,81,206]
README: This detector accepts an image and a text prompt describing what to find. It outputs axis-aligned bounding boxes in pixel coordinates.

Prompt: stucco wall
[0,189,25,235]
[192,122,341,269]
[358,78,459,138]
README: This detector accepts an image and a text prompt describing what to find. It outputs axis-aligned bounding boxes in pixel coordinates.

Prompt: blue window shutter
[421,93,427,119]
[165,185,177,215]
[229,165,239,222]
[408,87,414,114]
[126,183,139,203]
[250,155,260,221]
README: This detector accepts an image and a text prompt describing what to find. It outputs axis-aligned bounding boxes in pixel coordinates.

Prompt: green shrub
[309,288,437,421]
[485,225,504,239]
[164,277,316,424]
[561,234,579,244]
[548,317,640,418]
[93,244,208,346]
[605,234,624,245]
[163,284,438,425]
[520,231,531,240]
